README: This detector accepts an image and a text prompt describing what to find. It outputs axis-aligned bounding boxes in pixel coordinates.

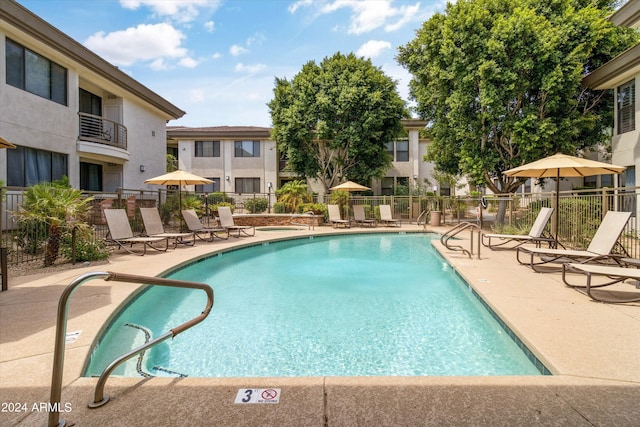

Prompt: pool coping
[1,225,639,426]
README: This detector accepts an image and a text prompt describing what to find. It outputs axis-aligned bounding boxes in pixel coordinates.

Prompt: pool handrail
[47,271,213,427]
[289,211,316,230]
[440,222,482,259]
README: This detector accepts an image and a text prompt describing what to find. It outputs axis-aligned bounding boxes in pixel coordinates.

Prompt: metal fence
[1,185,638,267]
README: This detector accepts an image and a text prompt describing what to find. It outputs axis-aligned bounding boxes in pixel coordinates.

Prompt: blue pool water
[85,233,543,378]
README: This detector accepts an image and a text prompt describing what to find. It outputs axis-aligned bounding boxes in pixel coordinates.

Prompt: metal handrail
[415,209,430,230]
[47,271,213,427]
[440,222,482,259]
[289,211,316,230]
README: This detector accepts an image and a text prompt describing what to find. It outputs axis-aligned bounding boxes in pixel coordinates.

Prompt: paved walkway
[1,225,639,426]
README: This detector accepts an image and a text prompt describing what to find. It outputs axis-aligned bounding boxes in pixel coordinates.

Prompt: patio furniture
[482,207,558,250]
[217,206,255,237]
[181,209,229,241]
[516,211,632,272]
[140,207,195,247]
[327,204,350,228]
[562,263,640,303]
[379,205,400,227]
[353,205,376,227]
[103,209,168,255]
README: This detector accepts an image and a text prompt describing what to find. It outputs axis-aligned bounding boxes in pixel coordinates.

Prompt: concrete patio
[1,224,638,426]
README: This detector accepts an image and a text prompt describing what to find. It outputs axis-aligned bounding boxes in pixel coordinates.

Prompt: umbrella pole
[554,170,560,242]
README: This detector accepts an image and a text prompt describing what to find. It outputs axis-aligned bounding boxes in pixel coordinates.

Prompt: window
[395,141,409,162]
[195,141,220,157]
[79,89,102,115]
[5,38,68,105]
[381,177,394,196]
[235,178,260,193]
[196,178,220,193]
[617,79,635,134]
[385,141,394,158]
[7,146,68,186]
[234,141,260,157]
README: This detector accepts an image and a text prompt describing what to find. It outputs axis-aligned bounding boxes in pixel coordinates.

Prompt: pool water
[85,233,543,378]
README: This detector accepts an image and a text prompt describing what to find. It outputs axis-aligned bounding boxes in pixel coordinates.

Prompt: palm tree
[15,181,93,266]
[276,180,312,213]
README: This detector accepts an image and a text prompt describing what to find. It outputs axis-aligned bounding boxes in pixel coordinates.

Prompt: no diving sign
[234,388,281,404]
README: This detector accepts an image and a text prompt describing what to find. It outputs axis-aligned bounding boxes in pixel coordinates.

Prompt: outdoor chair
[327,204,350,228]
[140,207,195,248]
[217,206,255,237]
[482,207,558,250]
[181,209,229,241]
[353,205,376,227]
[516,211,632,272]
[561,262,640,303]
[379,205,400,227]
[103,209,168,255]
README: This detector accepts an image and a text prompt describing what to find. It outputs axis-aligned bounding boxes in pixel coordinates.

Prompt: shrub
[273,202,286,213]
[244,197,269,213]
[61,228,110,262]
[298,203,326,216]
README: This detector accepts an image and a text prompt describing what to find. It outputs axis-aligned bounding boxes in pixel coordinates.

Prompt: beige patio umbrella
[145,169,213,214]
[330,180,371,192]
[503,152,626,238]
[0,136,16,149]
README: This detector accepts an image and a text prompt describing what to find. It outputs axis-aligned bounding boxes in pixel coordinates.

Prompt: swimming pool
[85,233,545,378]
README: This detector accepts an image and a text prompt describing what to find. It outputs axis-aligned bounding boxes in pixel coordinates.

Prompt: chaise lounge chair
[482,207,558,250]
[379,205,400,227]
[516,211,632,272]
[140,207,195,247]
[104,208,168,255]
[327,204,350,228]
[353,205,376,227]
[217,206,255,237]
[181,209,229,241]
[562,262,640,303]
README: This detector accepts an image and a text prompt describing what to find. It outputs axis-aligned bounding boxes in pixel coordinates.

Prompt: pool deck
[1,224,639,426]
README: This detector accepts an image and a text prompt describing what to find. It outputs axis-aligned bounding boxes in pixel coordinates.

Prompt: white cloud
[85,23,187,67]
[150,58,168,70]
[356,40,391,58]
[230,44,249,56]
[246,32,266,47]
[211,52,222,60]
[204,21,215,32]
[119,0,221,23]
[291,0,422,34]
[235,63,267,73]
[179,57,200,68]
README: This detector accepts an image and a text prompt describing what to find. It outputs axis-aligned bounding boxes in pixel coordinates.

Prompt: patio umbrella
[0,136,16,149]
[330,180,371,192]
[144,169,213,213]
[330,181,371,219]
[503,152,626,238]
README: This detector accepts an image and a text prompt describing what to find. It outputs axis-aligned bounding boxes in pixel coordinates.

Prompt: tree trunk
[45,223,60,266]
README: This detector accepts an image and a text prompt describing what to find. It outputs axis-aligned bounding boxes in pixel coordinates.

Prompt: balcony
[78,112,127,150]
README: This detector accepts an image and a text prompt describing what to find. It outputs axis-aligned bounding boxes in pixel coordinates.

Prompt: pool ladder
[289,211,316,230]
[440,222,482,259]
[47,271,213,427]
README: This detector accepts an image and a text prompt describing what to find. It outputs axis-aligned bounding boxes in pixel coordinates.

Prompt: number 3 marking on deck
[242,389,252,402]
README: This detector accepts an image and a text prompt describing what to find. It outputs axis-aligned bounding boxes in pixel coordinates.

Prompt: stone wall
[231,214,324,227]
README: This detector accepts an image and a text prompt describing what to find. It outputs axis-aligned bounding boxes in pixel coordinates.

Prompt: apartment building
[582,0,640,189]
[0,0,185,192]
[166,119,440,196]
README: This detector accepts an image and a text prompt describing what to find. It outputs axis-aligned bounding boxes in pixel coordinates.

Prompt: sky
[17,0,452,128]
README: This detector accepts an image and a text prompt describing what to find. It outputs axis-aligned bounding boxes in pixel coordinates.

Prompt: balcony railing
[78,112,127,150]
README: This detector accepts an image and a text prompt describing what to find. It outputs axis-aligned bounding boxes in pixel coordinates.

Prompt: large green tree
[397,0,637,196]
[269,52,407,192]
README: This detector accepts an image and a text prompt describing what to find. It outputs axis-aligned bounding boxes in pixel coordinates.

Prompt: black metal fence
[1,185,638,268]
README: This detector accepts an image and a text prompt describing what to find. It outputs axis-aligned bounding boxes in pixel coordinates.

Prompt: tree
[397,0,637,203]
[269,52,407,192]
[14,178,94,266]
[275,180,312,213]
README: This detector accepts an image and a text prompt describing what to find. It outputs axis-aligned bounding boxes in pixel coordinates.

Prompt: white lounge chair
[327,204,350,228]
[104,209,168,255]
[181,209,229,241]
[516,211,632,272]
[353,205,376,227]
[482,207,558,250]
[379,205,400,227]
[140,207,195,247]
[217,206,255,237]
[562,263,640,303]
